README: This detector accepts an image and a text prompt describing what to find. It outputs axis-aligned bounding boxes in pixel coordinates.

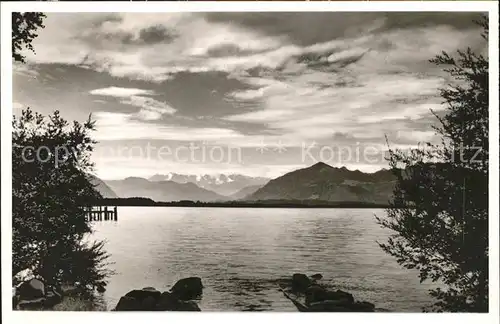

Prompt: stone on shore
[18,278,45,300]
[15,278,55,310]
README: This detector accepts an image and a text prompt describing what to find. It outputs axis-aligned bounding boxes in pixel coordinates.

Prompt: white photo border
[1,2,498,324]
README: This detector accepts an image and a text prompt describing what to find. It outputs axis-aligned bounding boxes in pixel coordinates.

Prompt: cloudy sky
[13,12,487,180]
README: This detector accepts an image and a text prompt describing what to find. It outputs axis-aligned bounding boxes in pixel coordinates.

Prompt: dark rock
[142,287,157,292]
[308,300,354,312]
[310,273,323,281]
[18,278,45,300]
[305,285,329,305]
[326,290,354,304]
[16,278,48,310]
[115,296,142,311]
[291,273,311,292]
[176,300,201,311]
[305,286,355,306]
[170,277,203,301]
[125,288,161,302]
[17,298,45,310]
[141,296,158,311]
[351,301,375,312]
[156,292,179,311]
[96,282,106,293]
[156,291,201,311]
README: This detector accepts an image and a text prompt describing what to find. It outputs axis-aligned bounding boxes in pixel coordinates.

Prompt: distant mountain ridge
[147,173,269,196]
[88,174,118,198]
[91,163,397,204]
[105,177,227,202]
[229,184,266,200]
[245,162,396,204]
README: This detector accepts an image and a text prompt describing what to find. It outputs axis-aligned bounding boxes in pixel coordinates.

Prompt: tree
[12,12,46,63]
[376,16,489,312]
[12,108,112,292]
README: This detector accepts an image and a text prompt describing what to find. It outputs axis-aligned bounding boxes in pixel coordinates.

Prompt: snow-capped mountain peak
[148,173,269,196]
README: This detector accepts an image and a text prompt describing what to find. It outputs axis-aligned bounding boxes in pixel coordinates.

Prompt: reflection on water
[91,207,435,311]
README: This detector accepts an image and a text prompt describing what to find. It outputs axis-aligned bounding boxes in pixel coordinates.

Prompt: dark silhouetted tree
[376,16,489,312]
[12,108,112,292]
[12,12,46,63]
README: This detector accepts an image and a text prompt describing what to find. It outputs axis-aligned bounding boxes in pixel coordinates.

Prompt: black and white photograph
[1,1,499,321]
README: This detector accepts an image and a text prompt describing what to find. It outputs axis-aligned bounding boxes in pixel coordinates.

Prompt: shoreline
[99,198,395,209]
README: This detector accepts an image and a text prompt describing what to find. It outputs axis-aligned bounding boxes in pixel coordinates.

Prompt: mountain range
[147,173,269,196]
[93,162,397,204]
[88,174,118,199]
[246,162,396,205]
[105,177,228,202]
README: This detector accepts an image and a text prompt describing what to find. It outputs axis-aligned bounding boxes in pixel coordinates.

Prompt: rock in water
[305,285,329,305]
[115,281,204,311]
[291,273,311,292]
[156,292,179,311]
[115,287,162,311]
[115,296,142,311]
[177,300,201,311]
[308,301,354,312]
[327,290,354,304]
[351,301,375,312]
[170,277,203,301]
[125,288,161,301]
[141,296,158,311]
[156,291,202,311]
[310,273,323,281]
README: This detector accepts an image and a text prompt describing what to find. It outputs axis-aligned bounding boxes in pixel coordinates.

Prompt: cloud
[223,109,294,123]
[90,86,177,120]
[89,86,155,97]
[396,130,438,143]
[16,12,487,179]
[122,95,177,120]
[93,111,243,141]
[13,102,25,110]
[23,12,485,86]
[13,63,39,79]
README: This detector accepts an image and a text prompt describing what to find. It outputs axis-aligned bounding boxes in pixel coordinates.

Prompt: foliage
[12,12,46,63]
[376,16,489,312]
[12,108,113,291]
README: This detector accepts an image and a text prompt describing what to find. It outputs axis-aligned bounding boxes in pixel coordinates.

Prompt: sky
[13,12,487,180]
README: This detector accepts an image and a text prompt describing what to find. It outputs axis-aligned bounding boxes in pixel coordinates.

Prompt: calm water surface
[91,207,435,312]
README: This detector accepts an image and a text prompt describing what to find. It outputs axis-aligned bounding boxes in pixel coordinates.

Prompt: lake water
[91,207,436,312]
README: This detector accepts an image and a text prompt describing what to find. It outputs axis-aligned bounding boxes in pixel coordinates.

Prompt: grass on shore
[50,296,106,311]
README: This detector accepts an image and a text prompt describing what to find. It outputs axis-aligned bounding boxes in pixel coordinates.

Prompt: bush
[12,108,113,292]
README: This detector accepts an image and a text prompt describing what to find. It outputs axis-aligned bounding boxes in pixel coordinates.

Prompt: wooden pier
[84,206,118,222]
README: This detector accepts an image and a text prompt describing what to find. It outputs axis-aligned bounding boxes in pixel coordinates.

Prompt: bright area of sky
[13,12,487,179]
